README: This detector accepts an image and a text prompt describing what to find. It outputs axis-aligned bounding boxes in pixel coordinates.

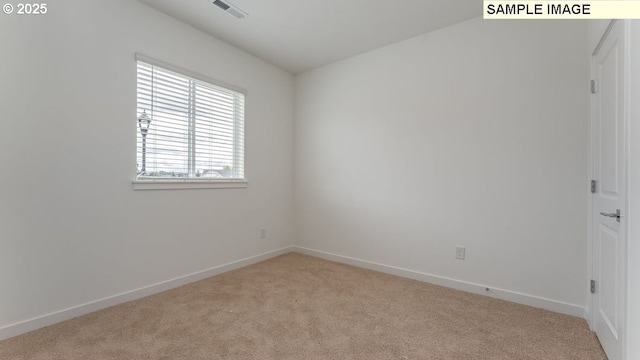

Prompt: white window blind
[136,58,245,181]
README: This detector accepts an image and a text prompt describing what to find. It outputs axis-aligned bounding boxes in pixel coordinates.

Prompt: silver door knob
[600,209,621,222]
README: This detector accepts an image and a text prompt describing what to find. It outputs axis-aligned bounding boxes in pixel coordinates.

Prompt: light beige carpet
[0,253,606,360]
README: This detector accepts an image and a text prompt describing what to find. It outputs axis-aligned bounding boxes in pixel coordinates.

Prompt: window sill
[132,179,248,191]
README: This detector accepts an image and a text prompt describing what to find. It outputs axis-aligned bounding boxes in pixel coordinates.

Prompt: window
[134,55,246,190]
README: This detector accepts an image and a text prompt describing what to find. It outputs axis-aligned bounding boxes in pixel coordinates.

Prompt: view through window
[136,59,245,180]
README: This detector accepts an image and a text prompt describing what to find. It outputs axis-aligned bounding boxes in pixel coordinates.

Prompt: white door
[591,20,627,360]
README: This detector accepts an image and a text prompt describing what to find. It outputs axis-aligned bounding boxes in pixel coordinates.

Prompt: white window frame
[132,54,248,190]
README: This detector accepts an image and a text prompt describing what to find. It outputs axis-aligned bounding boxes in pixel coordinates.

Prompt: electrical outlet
[260,228,266,239]
[455,246,465,260]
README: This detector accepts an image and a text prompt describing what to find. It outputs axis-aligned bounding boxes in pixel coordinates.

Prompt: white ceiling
[139,0,482,74]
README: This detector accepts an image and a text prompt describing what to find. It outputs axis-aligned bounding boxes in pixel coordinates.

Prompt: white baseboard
[584,307,593,329]
[0,246,293,341]
[293,246,587,319]
[1,245,588,341]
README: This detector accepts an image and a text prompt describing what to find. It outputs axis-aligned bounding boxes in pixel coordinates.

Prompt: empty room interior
[1,0,639,359]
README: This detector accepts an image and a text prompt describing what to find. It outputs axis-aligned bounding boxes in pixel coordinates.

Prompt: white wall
[0,0,293,336]
[0,1,597,341]
[294,18,589,312]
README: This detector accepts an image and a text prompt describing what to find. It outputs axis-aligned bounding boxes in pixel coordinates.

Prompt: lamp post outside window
[138,110,151,175]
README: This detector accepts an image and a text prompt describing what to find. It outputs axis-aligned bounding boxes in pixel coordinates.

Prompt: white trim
[132,179,248,190]
[622,20,631,360]
[0,245,588,342]
[626,19,640,360]
[293,246,587,318]
[592,20,617,56]
[586,21,604,329]
[584,307,591,325]
[0,246,292,341]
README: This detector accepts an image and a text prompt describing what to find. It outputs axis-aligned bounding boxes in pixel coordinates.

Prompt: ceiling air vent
[212,0,247,19]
